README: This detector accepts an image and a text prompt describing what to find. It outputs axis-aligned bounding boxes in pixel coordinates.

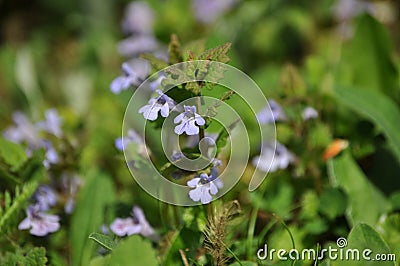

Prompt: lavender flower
[34,186,57,211]
[252,142,295,172]
[36,109,63,137]
[302,106,318,121]
[174,105,205,136]
[139,90,176,121]
[148,74,166,91]
[121,1,154,35]
[187,173,223,204]
[192,0,238,24]
[171,150,184,162]
[18,204,60,236]
[3,112,40,146]
[256,99,287,125]
[110,206,156,238]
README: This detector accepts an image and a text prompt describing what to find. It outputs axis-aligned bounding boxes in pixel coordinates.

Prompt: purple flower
[36,109,63,137]
[18,204,60,236]
[110,206,156,238]
[252,142,295,172]
[174,106,205,136]
[139,90,176,121]
[302,106,318,121]
[117,35,158,57]
[187,173,223,204]
[192,0,238,24]
[34,186,57,211]
[111,60,150,94]
[171,150,184,162]
[3,112,40,146]
[121,1,155,35]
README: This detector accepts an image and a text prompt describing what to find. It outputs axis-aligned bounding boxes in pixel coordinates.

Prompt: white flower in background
[256,99,287,125]
[192,0,238,24]
[115,129,143,151]
[3,112,40,146]
[174,105,205,135]
[42,141,59,169]
[110,206,156,239]
[117,35,159,57]
[139,90,176,121]
[18,204,60,237]
[110,60,150,94]
[252,142,295,172]
[36,109,63,137]
[302,106,318,121]
[333,0,373,22]
[187,173,223,204]
[121,1,154,35]
[34,186,57,211]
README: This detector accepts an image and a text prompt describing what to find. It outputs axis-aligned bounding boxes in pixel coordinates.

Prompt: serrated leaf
[168,34,182,64]
[335,86,400,162]
[0,137,28,171]
[89,232,117,251]
[199,43,231,63]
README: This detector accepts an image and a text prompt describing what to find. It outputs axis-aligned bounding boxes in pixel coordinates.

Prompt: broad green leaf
[108,236,158,266]
[332,223,395,266]
[330,152,388,226]
[70,171,116,266]
[339,14,398,98]
[0,137,28,171]
[335,86,400,162]
[89,232,117,251]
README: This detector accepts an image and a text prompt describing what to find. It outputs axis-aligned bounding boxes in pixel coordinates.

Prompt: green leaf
[108,236,158,266]
[0,137,28,171]
[339,14,398,99]
[199,43,231,63]
[89,232,117,251]
[333,223,395,266]
[0,247,48,266]
[70,170,116,266]
[319,188,348,220]
[330,152,388,226]
[0,181,38,235]
[335,86,400,162]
